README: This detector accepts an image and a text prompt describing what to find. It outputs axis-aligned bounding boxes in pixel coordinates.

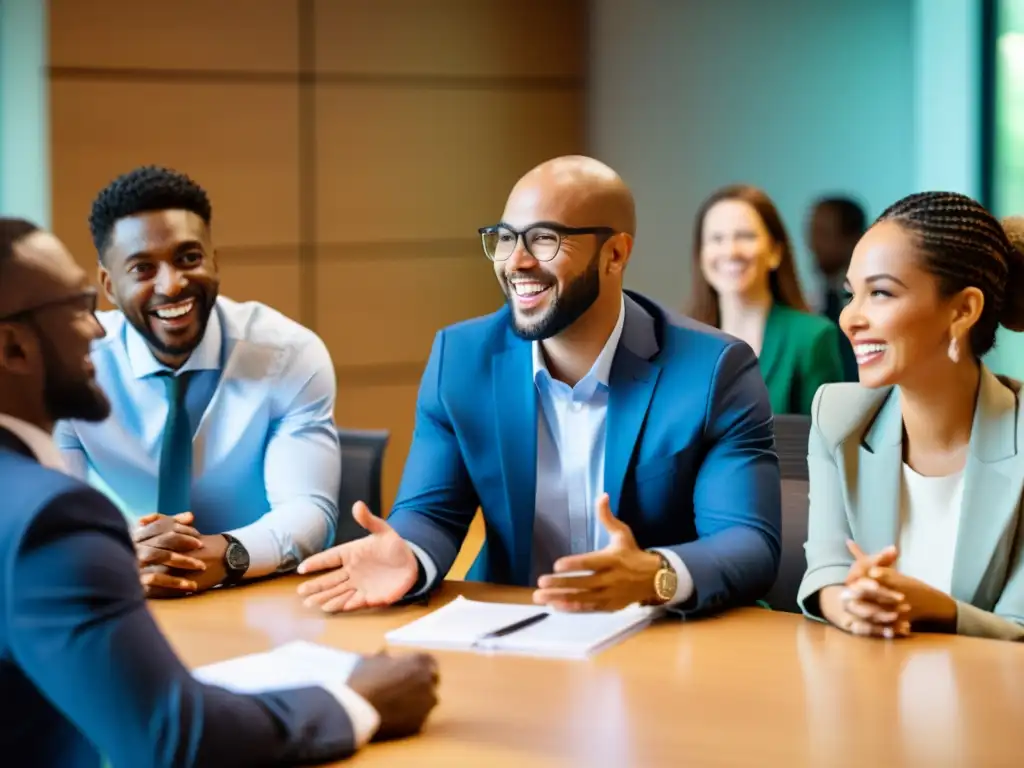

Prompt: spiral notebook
[384,596,659,659]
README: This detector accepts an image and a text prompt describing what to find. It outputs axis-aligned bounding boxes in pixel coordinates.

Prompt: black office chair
[333,428,390,545]
[763,414,812,613]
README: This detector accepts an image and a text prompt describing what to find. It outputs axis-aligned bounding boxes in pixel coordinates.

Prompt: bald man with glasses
[297,156,782,618]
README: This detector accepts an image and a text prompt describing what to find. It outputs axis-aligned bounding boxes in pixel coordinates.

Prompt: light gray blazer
[797,365,1024,641]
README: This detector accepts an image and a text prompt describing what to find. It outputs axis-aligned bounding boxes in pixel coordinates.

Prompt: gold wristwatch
[648,551,677,605]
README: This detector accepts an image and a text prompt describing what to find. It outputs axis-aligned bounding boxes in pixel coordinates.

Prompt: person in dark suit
[296,156,782,617]
[0,218,439,767]
[686,184,845,414]
[807,195,866,382]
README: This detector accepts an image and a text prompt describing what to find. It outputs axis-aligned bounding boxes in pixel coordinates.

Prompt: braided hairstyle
[875,192,1024,358]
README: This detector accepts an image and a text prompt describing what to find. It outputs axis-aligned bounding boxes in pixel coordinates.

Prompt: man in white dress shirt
[54,165,341,597]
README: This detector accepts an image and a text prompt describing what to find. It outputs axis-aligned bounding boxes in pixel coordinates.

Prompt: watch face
[655,570,677,600]
[226,542,249,572]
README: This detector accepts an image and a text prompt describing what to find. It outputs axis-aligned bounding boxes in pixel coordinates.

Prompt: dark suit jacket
[759,303,845,415]
[0,427,356,767]
[388,290,782,615]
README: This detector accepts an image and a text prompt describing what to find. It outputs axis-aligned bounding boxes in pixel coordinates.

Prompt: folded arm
[955,532,1024,641]
[667,341,782,616]
[228,337,342,578]
[387,331,481,588]
[9,488,370,767]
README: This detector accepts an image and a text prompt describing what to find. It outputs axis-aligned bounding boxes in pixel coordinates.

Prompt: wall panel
[49,0,587,568]
[316,248,503,368]
[49,0,300,73]
[313,0,585,79]
[314,85,585,242]
[50,80,300,262]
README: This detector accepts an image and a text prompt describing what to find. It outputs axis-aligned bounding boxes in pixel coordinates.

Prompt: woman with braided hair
[797,191,1024,642]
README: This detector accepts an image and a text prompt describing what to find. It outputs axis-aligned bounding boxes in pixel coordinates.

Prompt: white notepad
[384,596,659,659]
[193,640,361,693]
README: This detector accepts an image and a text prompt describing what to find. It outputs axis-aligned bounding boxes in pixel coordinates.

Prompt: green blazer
[797,367,1024,641]
[758,303,844,415]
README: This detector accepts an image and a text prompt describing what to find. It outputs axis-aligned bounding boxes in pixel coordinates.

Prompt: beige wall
[48,0,586,541]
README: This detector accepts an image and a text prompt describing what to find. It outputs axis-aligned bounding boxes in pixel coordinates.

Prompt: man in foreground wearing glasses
[298,155,781,616]
[0,218,440,766]
[53,165,341,598]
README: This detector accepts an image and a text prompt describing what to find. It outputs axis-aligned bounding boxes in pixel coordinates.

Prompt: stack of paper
[384,596,659,659]
[193,640,361,693]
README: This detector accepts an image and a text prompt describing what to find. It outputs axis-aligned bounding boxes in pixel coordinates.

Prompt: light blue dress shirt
[53,297,341,578]
[414,297,693,604]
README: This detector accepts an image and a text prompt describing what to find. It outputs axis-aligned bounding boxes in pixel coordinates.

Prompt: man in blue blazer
[298,157,782,616]
[0,218,438,766]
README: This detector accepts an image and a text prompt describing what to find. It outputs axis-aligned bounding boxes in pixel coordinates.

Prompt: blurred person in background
[807,195,867,381]
[686,184,844,415]
[798,193,1024,642]
[0,218,439,767]
[53,166,340,599]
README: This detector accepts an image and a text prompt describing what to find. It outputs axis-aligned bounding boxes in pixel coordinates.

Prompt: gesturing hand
[296,502,418,613]
[532,493,664,612]
[348,651,440,741]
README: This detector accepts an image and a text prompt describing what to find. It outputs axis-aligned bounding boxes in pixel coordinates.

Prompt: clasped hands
[296,493,666,613]
[820,540,958,638]
[132,511,229,597]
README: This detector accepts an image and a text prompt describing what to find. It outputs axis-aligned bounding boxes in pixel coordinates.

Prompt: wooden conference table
[152,579,1024,767]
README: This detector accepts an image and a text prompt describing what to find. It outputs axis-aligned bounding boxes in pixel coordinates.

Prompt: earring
[948,336,961,363]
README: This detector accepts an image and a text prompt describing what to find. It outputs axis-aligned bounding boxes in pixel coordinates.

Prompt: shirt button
[570,401,583,412]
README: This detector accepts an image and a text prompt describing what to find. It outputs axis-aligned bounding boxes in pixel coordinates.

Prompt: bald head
[503,155,636,237]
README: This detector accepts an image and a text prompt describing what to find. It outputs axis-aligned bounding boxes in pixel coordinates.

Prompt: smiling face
[699,199,781,300]
[841,220,982,388]
[494,178,623,341]
[98,209,219,368]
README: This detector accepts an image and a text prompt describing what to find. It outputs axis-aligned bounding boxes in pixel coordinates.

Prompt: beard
[129,285,218,359]
[505,249,601,341]
[38,333,111,423]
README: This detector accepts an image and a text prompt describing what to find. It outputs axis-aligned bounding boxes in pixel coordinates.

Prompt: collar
[532,294,626,389]
[0,414,67,471]
[125,302,223,379]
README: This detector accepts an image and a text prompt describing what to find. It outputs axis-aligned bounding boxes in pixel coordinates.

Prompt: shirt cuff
[319,682,381,749]
[224,524,280,580]
[405,540,438,596]
[652,548,695,606]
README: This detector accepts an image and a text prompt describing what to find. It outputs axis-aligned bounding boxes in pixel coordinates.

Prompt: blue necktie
[157,372,192,516]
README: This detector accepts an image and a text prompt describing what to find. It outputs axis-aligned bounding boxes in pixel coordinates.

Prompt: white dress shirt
[0,412,379,747]
[413,297,694,604]
[52,297,341,578]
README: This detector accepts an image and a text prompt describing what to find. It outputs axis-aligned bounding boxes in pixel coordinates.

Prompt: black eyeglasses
[478,222,618,262]
[0,290,99,323]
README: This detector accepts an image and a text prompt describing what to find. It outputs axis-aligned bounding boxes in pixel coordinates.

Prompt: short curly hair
[89,165,212,261]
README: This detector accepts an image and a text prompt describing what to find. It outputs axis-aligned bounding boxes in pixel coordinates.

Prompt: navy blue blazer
[388,291,782,614]
[0,428,356,767]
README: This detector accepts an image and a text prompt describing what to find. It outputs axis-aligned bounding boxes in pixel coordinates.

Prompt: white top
[896,463,965,594]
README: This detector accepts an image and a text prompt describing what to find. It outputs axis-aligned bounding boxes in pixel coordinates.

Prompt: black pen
[476,612,549,642]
